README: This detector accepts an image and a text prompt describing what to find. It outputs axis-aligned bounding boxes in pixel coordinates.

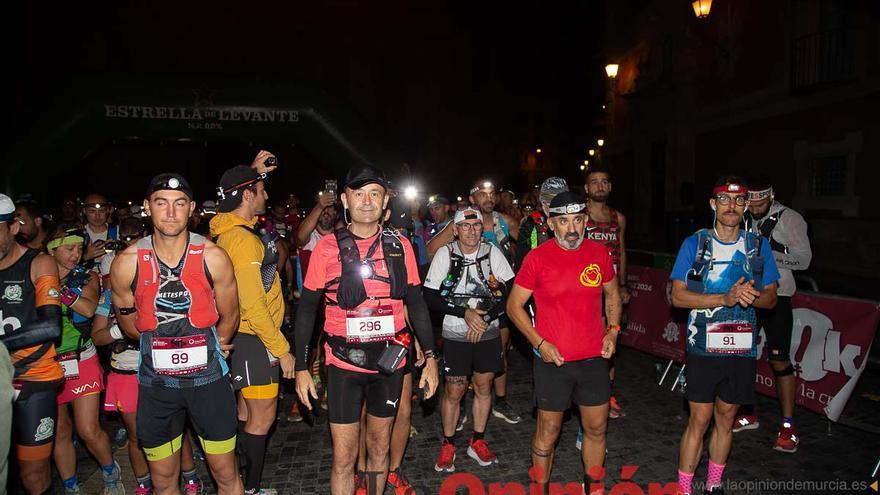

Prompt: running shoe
[64,486,81,495]
[183,477,203,495]
[386,467,415,495]
[287,401,303,422]
[491,401,522,424]
[113,427,129,450]
[354,471,368,495]
[434,442,457,473]
[467,439,498,467]
[773,421,799,453]
[102,461,124,495]
[576,426,583,451]
[732,414,760,432]
[244,490,277,495]
[134,485,152,495]
[608,396,625,419]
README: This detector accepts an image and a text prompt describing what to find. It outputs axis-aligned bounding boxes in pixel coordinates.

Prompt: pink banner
[622,265,879,420]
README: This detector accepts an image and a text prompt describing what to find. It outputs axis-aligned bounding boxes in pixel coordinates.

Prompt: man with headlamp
[669,176,780,495]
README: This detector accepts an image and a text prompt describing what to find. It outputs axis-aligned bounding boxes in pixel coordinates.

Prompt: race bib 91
[705,321,753,355]
[345,305,395,343]
[152,335,209,376]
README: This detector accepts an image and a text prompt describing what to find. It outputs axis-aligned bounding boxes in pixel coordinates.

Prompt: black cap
[548,191,586,217]
[147,173,194,200]
[344,165,391,190]
[217,165,265,213]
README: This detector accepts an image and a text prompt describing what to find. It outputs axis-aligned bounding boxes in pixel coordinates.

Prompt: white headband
[748,187,773,201]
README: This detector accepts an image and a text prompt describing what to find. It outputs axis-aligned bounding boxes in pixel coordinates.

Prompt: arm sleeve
[293,288,323,371]
[774,211,812,271]
[404,285,434,353]
[0,305,62,351]
[423,286,467,317]
[228,236,290,357]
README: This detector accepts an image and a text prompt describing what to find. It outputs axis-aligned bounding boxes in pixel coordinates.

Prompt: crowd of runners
[0,150,811,495]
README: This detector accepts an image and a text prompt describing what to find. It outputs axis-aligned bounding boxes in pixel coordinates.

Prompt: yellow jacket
[210,212,289,357]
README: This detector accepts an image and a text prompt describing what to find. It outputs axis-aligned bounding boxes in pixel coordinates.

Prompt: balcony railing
[791,27,856,92]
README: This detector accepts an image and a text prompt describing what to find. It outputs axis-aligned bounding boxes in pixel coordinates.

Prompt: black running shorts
[685,354,756,405]
[137,378,237,461]
[229,333,280,398]
[442,338,503,378]
[758,295,793,362]
[13,379,62,461]
[533,357,610,411]
[327,365,405,424]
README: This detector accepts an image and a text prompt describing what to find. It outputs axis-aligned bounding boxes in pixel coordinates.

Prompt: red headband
[713,183,748,195]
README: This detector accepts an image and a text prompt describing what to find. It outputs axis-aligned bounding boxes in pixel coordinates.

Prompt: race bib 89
[152,335,209,376]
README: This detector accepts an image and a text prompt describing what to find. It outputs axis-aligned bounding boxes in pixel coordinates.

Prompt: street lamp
[597,139,604,147]
[692,0,712,18]
[605,64,619,79]
[536,148,542,154]
[580,165,586,171]
[583,160,589,166]
[588,149,596,157]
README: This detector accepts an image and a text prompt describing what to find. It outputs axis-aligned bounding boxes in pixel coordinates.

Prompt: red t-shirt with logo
[515,238,615,361]
[304,230,420,372]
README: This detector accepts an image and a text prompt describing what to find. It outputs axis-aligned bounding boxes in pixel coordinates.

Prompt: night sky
[3,1,607,206]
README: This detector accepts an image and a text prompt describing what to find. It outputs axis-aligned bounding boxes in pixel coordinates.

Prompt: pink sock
[677,469,694,495]
[707,460,726,489]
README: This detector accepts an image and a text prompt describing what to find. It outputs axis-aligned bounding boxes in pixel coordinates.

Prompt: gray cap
[539,177,569,206]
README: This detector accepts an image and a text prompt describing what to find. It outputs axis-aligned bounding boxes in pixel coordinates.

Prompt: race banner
[622,264,880,421]
[620,265,686,363]
[755,292,879,421]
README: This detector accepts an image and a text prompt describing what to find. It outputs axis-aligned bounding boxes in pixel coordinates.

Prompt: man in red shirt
[507,191,622,492]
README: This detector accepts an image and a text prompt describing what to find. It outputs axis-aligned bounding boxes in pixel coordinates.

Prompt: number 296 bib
[152,335,209,376]
[705,321,753,355]
[345,305,395,343]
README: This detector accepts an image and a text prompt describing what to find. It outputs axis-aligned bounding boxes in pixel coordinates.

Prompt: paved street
[60,345,879,494]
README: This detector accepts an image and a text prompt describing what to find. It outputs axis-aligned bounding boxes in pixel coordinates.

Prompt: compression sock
[677,469,694,495]
[62,475,79,490]
[495,394,507,404]
[241,431,269,491]
[472,430,485,442]
[443,434,455,445]
[706,460,725,490]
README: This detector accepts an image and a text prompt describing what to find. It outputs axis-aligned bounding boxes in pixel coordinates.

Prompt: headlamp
[359,262,373,279]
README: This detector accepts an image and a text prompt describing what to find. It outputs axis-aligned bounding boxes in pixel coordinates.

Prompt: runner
[93,217,204,495]
[428,180,520,424]
[81,193,118,265]
[669,176,780,495]
[737,177,812,452]
[584,166,630,421]
[110,173,243,495]
[0,194,65,495]
[45,223,123,494]
[293,164,438,495]
[14,199,49,250]
[426,195,451,240]
[211,153,295,495]
[517,177,568,267]
[424,207,515,473]
[506,191,621,492]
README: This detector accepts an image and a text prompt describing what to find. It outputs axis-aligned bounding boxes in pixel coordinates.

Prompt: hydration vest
[133,233,219,332]
[325,227,408,309]
[685,229,766,294]
[439,241,502,309]
[239,225,280,293]
[746,209,788,254]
